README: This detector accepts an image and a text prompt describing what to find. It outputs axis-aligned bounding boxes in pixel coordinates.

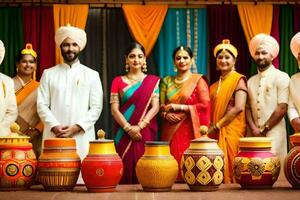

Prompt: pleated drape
[23,7,55,80]
[53,4,88,64]
[207,5,251,83]
[0,8,24,76]
[237,5,273,44]
[122,5,167,56]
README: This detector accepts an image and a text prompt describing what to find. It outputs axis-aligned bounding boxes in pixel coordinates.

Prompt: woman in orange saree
[208,40,247,183]
[160,46,210,181]
[110,42,160,184]
[13,43,43,157]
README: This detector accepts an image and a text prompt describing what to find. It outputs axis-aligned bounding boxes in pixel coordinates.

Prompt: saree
[14,78,43,157]
[209,71,246,183]
[111,74,160,184]
[160,74,210,180]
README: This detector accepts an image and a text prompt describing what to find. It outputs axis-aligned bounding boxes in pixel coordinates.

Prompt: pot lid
[90,129,114,143]
[239,137,271,148]
[191,135,217,143]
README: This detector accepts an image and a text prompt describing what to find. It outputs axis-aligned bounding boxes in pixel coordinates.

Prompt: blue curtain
[153,8,208,77]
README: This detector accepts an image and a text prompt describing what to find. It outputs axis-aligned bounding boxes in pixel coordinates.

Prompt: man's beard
[255,59,271,70]
[62,50,79,63]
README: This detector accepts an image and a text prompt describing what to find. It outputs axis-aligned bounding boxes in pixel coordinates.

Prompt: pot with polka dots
[0,136,37,190]
[181,135,224,191]
[81,130,123,192]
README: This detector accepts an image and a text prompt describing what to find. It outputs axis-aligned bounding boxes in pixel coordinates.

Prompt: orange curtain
[237,5,273,44]
[53,4,88,64]
[122,5,168,56]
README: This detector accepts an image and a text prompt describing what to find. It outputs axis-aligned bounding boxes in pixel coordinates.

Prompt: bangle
[180,105,184,111]
[123,123,131,132]
[216,122,221,130]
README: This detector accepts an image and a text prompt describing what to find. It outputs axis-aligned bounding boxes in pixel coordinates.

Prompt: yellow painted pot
[181,136,224,191]
[135,141,178,192]
[0,136,37,190]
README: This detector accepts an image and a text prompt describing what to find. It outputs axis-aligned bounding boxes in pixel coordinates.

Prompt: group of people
[1,24,300,186]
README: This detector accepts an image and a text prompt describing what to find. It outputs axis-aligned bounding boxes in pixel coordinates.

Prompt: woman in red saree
[160,46,210,181]
[110,42,160,184]
[13,43,43,157]
[208,40,247,183]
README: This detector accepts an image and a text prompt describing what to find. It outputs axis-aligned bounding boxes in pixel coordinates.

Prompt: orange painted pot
[81,132,123,192]
[0,136,37,190]
[37,138,81,191]
[233,137,280,189]
[284,133,300,188]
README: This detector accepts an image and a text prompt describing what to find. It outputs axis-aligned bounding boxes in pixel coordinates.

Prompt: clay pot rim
[0,136,30,139]
[90,139,114,143]
[145,141,169,146]
[239,137,271,148]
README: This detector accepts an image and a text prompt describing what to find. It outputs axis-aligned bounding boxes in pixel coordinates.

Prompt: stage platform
[1,180,300,200]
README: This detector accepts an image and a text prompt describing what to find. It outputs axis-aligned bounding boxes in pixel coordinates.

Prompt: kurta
[247,65,290,164]
[37,60,103,183]
[0,73,18,136]
[288,72,300,122]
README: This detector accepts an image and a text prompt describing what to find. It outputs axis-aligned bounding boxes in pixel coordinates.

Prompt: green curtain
[0,8,24,76]
[279,5,296,149]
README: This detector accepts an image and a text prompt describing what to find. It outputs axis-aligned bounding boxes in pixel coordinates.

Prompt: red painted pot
[81,131,123,192]
[233,137,280,189]
[284,133,300,188]
[0,136,37,190]
[37,138,81,191]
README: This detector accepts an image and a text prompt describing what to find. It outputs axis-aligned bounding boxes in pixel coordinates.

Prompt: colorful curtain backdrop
[53,4,88,64]
[207,5,251,83]
[23,7,56,80]
[80,8,134,138]
[122,5,168,56]
[293,5,300,33]
[0,8,24,76]
[153,8,208,78]
[237,5,273,44]
[270,5,280,68]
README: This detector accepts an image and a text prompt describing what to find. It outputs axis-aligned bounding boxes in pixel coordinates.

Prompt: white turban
[55,25,87,51]
[249,33,279,59]
[0,40,4,65]
[290,32,300,59]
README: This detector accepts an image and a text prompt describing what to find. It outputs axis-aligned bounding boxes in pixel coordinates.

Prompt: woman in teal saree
[110,42,160,184]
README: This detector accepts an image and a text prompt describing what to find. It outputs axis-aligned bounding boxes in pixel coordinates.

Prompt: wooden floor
[1,179,300,200]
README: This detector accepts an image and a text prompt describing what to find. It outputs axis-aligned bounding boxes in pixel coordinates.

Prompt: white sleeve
[76,71,103,132]
[1,78,17,128]
[37,70,60,129]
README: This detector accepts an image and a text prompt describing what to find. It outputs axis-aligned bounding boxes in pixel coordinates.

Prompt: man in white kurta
[37,25,103,184]
[0,40,18,136]
[288,32,300,133]
[246,34,290,167]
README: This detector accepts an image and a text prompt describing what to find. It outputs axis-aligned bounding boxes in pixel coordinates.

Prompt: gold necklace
[126,74,144,82]
[174,74,191,84]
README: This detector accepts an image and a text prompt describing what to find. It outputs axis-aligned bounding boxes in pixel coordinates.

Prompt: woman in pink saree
[110,42,160,184]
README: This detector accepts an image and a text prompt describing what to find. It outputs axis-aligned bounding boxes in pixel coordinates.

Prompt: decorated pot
[37,138,81,191]
[136,141,178,192]
[233,137,280,189]
[81,130,123,192]
[181,135,224,191]
[0,136,37,190]
[284,133,300,188]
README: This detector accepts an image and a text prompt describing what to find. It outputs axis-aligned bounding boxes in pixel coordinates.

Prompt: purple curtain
[270,5,280,68]
[207,5,251,83]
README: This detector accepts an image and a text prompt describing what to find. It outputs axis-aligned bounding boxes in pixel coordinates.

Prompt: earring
[125,64,129,72]
[142,62,147,73]
[173,66,177,72]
